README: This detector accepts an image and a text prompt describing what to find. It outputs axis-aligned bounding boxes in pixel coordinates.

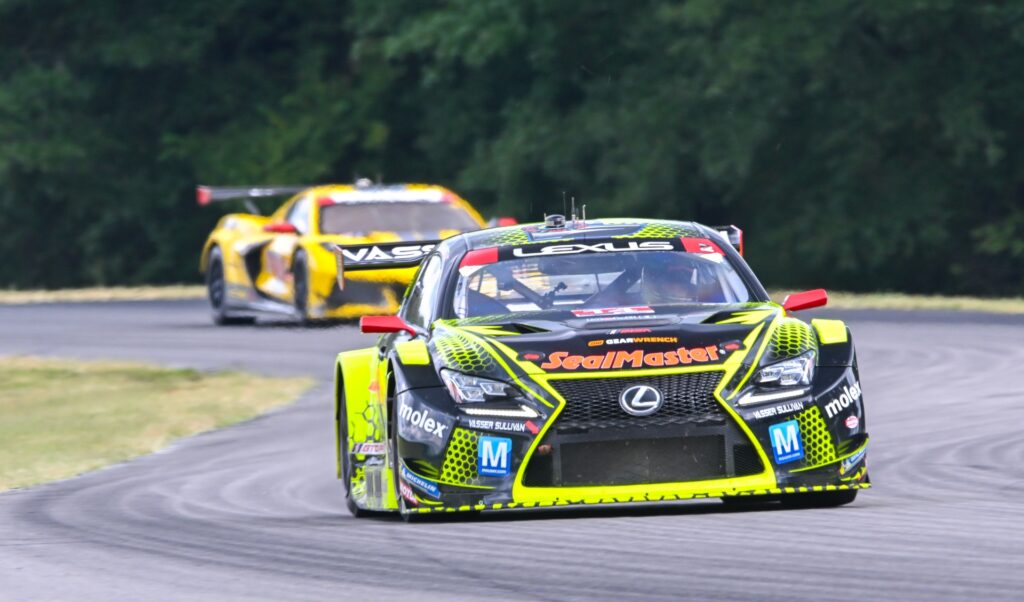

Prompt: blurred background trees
[1,0,1022,294]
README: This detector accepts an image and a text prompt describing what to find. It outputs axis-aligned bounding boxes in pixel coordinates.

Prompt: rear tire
[780,489,858,509]
[206,247,255,326]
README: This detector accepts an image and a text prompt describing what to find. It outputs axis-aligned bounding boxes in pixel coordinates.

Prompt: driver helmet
[640,255,701,305]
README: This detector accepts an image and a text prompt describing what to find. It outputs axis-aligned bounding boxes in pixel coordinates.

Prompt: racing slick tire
[338,390,371,518]
[721,495,782,507]
[292,251,312,324]
[779,489,858,509]
[206,247,255,326]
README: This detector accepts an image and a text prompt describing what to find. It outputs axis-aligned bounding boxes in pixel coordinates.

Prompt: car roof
[449,218,714,251]
[303,183,463,205]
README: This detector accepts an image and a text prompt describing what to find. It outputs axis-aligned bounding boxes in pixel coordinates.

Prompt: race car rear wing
[196,185,312,214]
[331,241,439,290]
[713,225,744,256]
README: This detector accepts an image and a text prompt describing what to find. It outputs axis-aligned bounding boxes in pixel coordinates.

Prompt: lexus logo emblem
[619,385,663,416]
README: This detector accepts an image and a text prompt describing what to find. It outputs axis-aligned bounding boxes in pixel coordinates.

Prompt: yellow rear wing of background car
[331,241,439,290]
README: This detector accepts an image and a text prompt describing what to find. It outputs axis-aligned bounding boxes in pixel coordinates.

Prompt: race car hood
[430,303,783,377]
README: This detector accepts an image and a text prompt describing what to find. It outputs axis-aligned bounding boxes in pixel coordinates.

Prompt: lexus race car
[198,181,490,324]
[334,216,870,519]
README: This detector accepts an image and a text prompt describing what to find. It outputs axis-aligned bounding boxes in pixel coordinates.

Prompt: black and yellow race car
[334,216,869,519]
[197,181,491,324]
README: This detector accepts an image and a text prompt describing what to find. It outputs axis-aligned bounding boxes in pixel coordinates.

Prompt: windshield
[320,201,479,235]
[452,249,753,318]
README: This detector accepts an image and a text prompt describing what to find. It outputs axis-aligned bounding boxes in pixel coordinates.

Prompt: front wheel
[292,251,312,324]
[780,489,858,509]
[338,391,370,518]
[207,247,255,326]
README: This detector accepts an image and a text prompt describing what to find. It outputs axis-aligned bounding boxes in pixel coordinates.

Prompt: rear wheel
[780,489,858,509]
[206,247,255,326]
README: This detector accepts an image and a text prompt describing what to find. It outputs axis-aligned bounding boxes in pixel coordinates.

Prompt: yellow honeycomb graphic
[615,222,700,239]
[432,328,497,374]
[441,428,480,485]
[476,228,531,246]
[795,406,836,466]
[767,319,817,360]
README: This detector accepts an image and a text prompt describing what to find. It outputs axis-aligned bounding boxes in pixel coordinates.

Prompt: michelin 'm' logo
[768,420,804,464]
[824,381,863,419]
[478,436,512,477]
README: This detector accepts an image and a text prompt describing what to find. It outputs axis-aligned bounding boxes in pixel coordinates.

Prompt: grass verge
[0,285,205,304]
[771,291,1024,314]
[0,356,313,492]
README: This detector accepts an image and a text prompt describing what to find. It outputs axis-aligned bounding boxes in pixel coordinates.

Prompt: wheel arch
[335,347,378,478]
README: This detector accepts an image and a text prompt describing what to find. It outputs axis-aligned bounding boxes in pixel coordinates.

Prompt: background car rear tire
[779,489,858,509]
[206,247,255,326]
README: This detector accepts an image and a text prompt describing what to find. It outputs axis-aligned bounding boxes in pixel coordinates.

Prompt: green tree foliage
[1,0,1021,294]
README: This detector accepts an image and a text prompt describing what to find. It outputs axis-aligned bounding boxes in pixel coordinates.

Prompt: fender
[335,347,378,477]
[812,318,855,367]
[391,339,442,395]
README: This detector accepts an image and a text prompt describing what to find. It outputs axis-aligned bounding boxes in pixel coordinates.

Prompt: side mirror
[360,315,420,338]
[487,216,519,227]
[263,222,298,234]
[782,289,828,312]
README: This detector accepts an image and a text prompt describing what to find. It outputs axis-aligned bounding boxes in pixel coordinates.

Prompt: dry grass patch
[0,356,312,491]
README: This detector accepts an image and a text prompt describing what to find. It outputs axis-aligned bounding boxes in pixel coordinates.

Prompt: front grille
[549,372,725,428]
[733,444,762,476]
[558,436,726,486]
[524,372,764,487]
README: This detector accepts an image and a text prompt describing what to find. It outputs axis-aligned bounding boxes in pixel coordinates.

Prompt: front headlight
[754,351,815,387]
[737,352,815,407]
[439,369,540,418]
[440,369,520,403]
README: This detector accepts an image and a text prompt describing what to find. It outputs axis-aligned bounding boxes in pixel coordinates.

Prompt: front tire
[206,247,255,326]
[780,489,858,509]
[292,251,312,324]
[338,390,369,518]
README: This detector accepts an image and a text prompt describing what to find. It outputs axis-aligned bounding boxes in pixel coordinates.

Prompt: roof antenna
[581,203,587,224]
[570,197,577,227]
[562,191,567,219]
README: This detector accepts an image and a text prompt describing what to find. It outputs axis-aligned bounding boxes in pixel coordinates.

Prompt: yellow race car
[197,181,492,324]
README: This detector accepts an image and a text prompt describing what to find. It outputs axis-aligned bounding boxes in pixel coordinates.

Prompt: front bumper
[394,366,870,514]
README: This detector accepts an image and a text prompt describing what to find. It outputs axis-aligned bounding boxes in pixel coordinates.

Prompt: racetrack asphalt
[1,300,1022,601]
